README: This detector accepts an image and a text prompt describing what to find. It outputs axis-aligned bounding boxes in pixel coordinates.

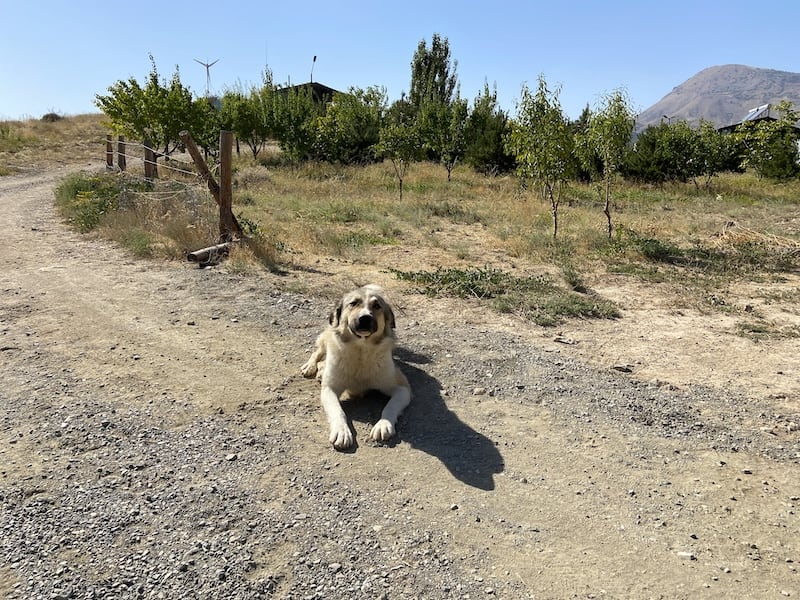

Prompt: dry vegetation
[3,113,799,333]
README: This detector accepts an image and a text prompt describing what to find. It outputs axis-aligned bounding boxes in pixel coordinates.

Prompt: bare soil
[1,165,799,599]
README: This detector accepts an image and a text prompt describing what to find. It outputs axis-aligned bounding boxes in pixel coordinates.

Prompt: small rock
[225,453,238,462]
[677,551,696,560]
[329,562,342,573]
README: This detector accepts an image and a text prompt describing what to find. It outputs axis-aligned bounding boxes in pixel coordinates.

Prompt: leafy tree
[418,95,469,180]
[314,86,386,164]
[506,75,574,238]
[220,83,275,160]
[463,83,515,175]
[584,89,635,238]
[95,55,195,157]
[190,97,222,155]
[376,98,422,200]
[572,104,601,183]
[735,101,800,180]
[409,33,459,112]
[272,84,325,164]
[623,120,699,184]
[695,119,742,187]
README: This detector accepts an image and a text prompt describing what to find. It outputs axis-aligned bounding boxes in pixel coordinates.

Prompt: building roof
[277,81,341,103]
[717,103,776,133]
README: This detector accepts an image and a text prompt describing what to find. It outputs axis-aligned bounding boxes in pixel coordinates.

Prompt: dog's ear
[383,301,396,330]
[329,300,343,327]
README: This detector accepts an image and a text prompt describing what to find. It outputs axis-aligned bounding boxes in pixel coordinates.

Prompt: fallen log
[186,242,233,265]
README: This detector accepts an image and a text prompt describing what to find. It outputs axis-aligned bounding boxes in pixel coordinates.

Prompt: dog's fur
[301,285,411,449]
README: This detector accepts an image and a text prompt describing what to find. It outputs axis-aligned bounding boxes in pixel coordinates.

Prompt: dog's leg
[321,385,354,449]
[370,385,411,442]
[301,339,326,378]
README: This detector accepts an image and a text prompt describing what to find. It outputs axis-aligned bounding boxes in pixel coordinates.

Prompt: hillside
[637,64,800,129]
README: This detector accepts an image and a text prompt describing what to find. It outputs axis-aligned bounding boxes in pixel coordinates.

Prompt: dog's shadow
[348,348,505,491]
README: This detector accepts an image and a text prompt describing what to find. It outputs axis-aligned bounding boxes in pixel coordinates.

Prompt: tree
[584,89,635,238]
[95,55,196,157]
[623,120,699,185]
[418,95,468,180]
[463,82,514,175]
[505,75,574,238]
[695,119,742,187]
[314,86,386,164]
[409,33,458,112]
[220,82,275,160]
[735,101,800,180]
[376,98,422,200]
[272,85,324,164]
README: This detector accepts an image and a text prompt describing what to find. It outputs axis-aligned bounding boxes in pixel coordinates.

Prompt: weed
[390,265,619,326]
[420,200,482,225]
[55,172,127,232]
[121,229,154,257]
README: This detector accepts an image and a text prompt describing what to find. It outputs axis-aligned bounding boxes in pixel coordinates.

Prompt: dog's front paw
[300,360,318,378]
[329,423,354,450]
[369,419,396,442]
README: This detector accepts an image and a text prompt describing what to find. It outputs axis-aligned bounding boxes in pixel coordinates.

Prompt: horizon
[2,1,799,122]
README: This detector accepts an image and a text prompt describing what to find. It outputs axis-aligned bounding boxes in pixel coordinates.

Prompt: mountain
[636,64,800,130]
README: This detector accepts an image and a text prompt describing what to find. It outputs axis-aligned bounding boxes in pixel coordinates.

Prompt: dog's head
[330,284,396,341]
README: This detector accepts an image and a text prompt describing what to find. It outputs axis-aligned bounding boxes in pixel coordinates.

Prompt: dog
[301,284,411,449]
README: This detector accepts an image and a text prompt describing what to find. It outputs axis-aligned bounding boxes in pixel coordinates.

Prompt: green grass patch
[390,265,620,326]
[420,200,482,225]
[54,172,132,232]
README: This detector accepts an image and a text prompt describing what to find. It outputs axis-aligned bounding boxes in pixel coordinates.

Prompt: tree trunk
[547,183,558,239]
[604,177,612,239]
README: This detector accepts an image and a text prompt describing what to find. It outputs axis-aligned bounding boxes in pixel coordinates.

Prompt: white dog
[301,285,411,449]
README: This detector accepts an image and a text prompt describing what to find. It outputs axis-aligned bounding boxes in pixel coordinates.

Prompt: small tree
[220,83,275,160]
[272,85,324,164]
[419,95,468,180]
[95,54,195,157]
[506,75,574,238]
[623,120,699,185]
[464,83,514,175]
[585,89,635,238]
[376,98,421,200]
[314,86,386,164]
[695,119,741,187]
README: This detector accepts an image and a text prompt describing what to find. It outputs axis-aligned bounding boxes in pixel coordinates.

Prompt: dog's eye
[348,299,360,307]
[371,300,382,311]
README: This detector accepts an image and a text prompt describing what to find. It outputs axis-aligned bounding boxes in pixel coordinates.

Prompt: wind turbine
[194,58,219,97]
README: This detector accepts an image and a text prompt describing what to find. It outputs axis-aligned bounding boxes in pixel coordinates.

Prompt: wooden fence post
[218,130,239,241]
[179,130,220,201]
[117,136,126,172]
[106,135,113,168]
[143,138,157,180]
[179,129,242,242]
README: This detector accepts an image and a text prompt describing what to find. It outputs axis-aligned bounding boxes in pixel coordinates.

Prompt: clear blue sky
[2,1,798,121]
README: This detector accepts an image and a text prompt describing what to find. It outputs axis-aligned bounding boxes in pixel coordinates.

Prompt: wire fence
[104,131,242,243]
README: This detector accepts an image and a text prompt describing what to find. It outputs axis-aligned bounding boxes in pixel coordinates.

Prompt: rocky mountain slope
[637,64,800,129]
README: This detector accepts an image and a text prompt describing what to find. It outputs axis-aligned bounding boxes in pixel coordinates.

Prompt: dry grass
[8,114,800,328]
[0,113,107,172]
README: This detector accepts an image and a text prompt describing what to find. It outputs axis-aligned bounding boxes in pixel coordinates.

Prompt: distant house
[277,81,341,105]
[717,104,776,133]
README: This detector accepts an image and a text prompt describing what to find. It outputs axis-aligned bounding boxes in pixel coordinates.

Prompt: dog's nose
[357,314,374,330]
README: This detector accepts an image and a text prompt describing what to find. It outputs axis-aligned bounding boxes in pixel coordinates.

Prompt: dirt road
[1,167,798,598]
